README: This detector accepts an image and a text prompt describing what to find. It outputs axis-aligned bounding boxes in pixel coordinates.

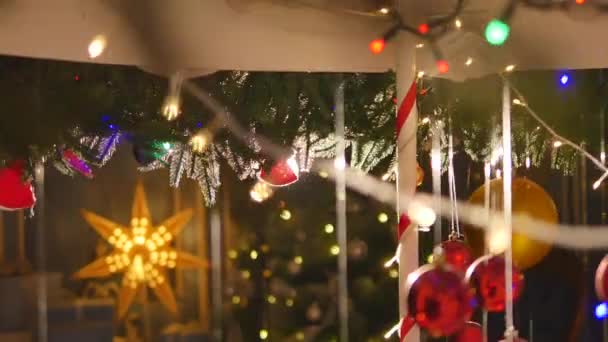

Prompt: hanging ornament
[405,264,473,337]
[466,178,557,270]
[62,149,94,179]
[132,141,171,167]
[0,160,36,211]
[259,156,299,187]
[465,255,524,312]
[416,162,424,186]
[74,182,206,319]
[79,132,122,167]
[439,239,473,275]
[595,255,608,301]
[449,321,482,342]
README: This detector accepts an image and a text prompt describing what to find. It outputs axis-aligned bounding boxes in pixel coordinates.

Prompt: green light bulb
[162,142,172,151]
[485,19,510,46]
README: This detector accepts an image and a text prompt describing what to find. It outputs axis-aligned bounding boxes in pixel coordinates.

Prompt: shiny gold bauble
[465,177,558,270]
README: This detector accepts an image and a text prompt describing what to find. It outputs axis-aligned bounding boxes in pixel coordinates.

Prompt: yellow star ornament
[74,182,206,319]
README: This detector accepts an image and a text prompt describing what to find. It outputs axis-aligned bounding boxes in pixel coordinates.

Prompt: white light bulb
[88,35,107,59]
[505,64,516,72]
[487,222,509,254]
[455,18,462,29]
[408,203,436,228]
[334,157,346,170]
[189,131,209,153]
[162,96,180,121]
[250,181,273,203]
[465,57,473,66]
[553,140,563,148]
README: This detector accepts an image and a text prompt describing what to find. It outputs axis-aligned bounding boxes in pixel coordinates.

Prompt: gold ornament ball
[466,177,558,270]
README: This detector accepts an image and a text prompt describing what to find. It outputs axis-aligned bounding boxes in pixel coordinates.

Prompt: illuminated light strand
[508,77,608,190]
[369,0,464,72]
[383,320,401,339]
[384,245,401,268]
[184,80,608,260]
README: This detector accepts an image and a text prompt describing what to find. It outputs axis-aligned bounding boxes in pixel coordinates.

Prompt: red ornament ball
[595,255,608,301]
[62,149,94,179]
[440,240,473,274]
[450,321,482,342]
[0,160,36,211]
[465,255,524,312]
[406,265,473,337]
[259,157,299,187]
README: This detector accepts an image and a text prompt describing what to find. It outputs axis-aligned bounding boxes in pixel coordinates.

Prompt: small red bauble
[450,321,482,342]
[62,149,94,179]
[406,264,473,337]
[259,157,299,187]
[595,255,608,301]
[440,240,473,274]
[465,255,524,312]
[0,160,36,211]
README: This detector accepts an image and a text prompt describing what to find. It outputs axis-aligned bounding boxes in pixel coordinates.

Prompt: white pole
[335,79,349,342]
[395,13,420,342]
[502,79,516,340]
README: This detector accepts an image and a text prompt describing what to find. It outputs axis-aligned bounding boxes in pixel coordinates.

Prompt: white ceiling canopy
[0,0,606,79]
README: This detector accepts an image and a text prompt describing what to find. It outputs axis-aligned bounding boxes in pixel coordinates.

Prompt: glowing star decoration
[74,182,206,319]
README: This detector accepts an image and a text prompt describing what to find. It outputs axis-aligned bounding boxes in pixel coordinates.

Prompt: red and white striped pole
[396,32,420,342]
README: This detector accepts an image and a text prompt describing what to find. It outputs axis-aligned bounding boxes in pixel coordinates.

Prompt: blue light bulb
[560,74,569,85]
[596,303,608,319]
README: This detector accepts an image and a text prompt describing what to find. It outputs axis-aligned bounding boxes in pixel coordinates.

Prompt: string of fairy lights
[369,0,608,74]
[78,0,608,340]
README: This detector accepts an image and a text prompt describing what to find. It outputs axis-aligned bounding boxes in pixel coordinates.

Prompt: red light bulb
[575,0,585,4]
[369,39,386,54]
[437,60,449,74]
[418,23,430,35]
